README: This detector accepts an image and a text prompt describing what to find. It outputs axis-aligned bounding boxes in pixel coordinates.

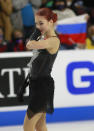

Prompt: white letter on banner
[0,69,4,98]
[1,68,21,97]
[23,68,29,96]
[0,93,4,98]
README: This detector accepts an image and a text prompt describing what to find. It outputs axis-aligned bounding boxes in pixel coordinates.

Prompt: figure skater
[18,7,60,131]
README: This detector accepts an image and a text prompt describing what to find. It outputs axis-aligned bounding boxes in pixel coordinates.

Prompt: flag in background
[56,14,87,45]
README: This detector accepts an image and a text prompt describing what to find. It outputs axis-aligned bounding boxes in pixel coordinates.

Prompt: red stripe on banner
[58,33,86,45]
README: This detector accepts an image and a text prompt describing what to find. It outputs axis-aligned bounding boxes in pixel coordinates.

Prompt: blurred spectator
[21,3,35,39]
[11,0,35,35]
[53,0,77,49]
[11,0,29,30]
[66,0,73,7]
[53,0,76,21]
[0,27,9,52]
[53,0,89,50]
[86,25,94,49]
[0,0,13,41]
[8,29,26,52]
[31,0,42,12]
[71,0,94,25]
[41,0,54,9]
[71,0,89,15]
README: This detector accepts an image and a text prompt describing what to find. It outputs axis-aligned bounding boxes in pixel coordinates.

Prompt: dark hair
[36,8,57,23]
[54,0,67,8]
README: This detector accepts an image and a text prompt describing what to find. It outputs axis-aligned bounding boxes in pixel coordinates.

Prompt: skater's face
[35,15,54,35]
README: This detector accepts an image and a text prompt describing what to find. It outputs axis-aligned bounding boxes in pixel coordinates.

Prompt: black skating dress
[27,47,59,114]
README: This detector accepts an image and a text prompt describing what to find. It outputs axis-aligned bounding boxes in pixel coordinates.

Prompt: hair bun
[52,13,57,23]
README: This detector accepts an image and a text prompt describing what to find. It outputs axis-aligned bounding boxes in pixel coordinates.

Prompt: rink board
[0,50,94,126]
